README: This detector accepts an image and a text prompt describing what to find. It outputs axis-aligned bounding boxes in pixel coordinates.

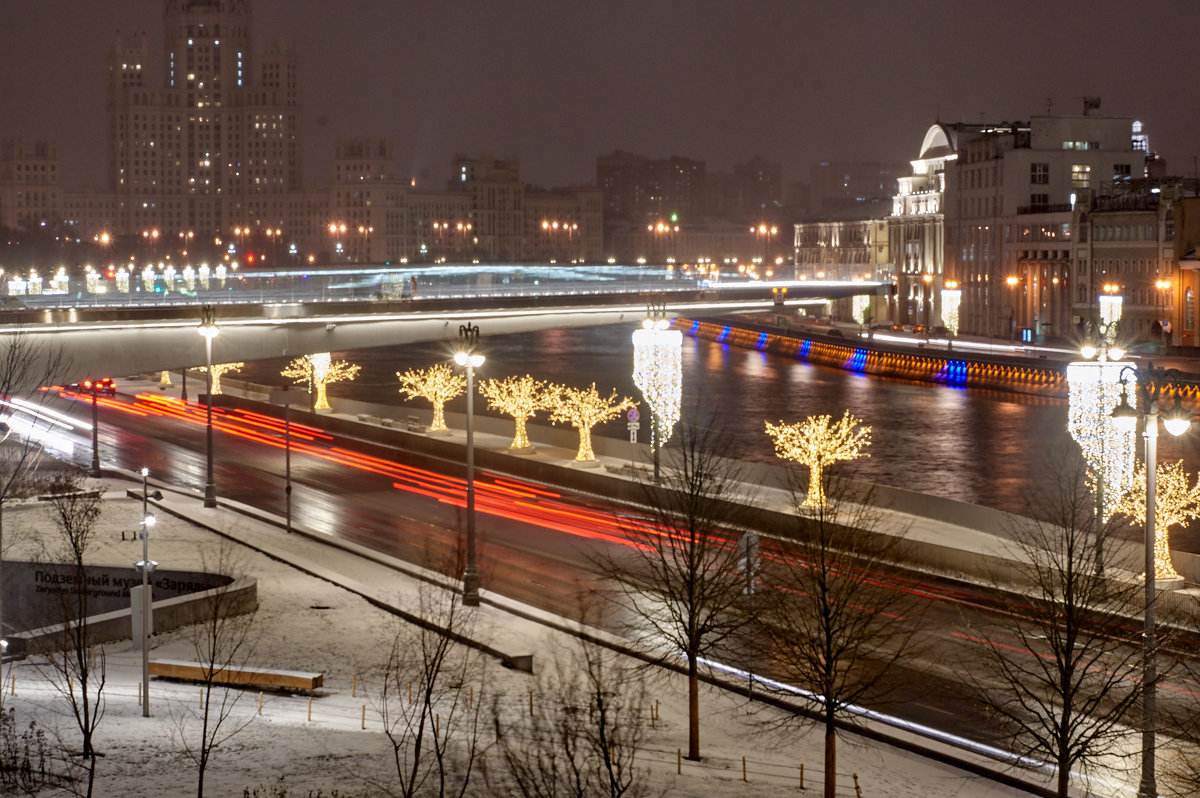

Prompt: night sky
[3,0,1199,192]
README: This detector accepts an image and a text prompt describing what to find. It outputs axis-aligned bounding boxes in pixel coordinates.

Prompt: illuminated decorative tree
[396,363,465,433]
[547,383,636,463]
[1066,360,1136,523]
[195,362,245,395]
[159,370,173,386]
[765,411,871,508]
[282,352,361,411]
[477,374,552,451]
[1114,459,1200,581]
[632,318,682,463]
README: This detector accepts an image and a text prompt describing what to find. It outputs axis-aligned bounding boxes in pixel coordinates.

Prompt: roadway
[35,381,1200,763]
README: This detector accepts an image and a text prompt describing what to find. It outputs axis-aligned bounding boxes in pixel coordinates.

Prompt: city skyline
[3,0,1200,193]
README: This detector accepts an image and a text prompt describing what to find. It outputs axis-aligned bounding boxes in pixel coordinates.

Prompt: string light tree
[477,374,553,453]
[632,310,682,482]
[764,411,871,508]
[1109,362,1195,798]
[546,382,636,466]
[1066,323,1135,569]
[396,363,466,436]
[281,353,361,412]
[940,280,961,348]
[851,291,871,338]
[194,362,245,396]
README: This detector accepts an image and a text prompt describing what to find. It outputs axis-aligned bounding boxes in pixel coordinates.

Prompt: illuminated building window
[1071,164,1091,189]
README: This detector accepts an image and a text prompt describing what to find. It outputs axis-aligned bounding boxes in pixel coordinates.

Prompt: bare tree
[597,408,754,761]
[755,473,919,798]
[0,332,70,680]
[36,472,105,798]
[489,605,651,798]
[368,582,487,798]
[169,540,259,798]
[961,447,1145,798]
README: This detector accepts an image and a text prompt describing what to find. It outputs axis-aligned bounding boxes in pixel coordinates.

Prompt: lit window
[1071,164,1091,189]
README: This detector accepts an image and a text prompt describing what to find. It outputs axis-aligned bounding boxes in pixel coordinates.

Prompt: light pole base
[462,567,480,607]
[203,485,217,509]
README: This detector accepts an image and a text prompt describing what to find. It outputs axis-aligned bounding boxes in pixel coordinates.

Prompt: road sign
[627,407,639,423]
[628,421,639,443]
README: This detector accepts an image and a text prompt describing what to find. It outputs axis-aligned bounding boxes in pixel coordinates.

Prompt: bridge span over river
[0,263,889,384]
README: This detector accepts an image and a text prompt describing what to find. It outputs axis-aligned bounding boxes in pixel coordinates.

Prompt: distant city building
[809,161,903,215]
[944,113,1148,340]
[795,108,1188,345]
[0,139,62,231]
[1073,179,1199,346]
[106,0,302,237]
[0,1,606,266]
[887,125,952,328]
[595,151,707,227]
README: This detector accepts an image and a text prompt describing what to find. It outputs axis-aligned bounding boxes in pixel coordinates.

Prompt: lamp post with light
[1155,279,1171,351]
[137,467,162,717]
[454,323,485,607]
[198,306,220,507]
[1110,363,1193,798]
[1005,275,1020,341]
[922,273,934,340]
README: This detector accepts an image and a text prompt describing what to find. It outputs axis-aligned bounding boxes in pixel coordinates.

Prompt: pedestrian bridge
[0,263,890,383]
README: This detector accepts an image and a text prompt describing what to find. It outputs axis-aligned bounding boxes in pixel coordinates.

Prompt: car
[77,377,117,395]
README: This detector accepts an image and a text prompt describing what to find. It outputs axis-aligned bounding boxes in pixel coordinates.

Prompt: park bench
[405,415,426,433]
[149,658,323,691]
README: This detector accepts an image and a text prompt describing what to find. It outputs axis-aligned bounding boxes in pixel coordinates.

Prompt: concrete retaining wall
[17,576,257,655]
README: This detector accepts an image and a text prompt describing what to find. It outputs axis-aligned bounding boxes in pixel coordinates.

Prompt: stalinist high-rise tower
[107,0,302,238]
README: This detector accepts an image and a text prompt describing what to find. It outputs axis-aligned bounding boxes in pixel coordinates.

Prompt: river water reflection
[233,324,1200,520]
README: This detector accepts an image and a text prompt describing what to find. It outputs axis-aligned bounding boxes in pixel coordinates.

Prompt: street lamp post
[198,306,220,507]
[1111,362,1193,798]
[454,323,485,607]
[922,273,934,341]
[1155,279,1171,351]
[86,379,101,477]
[137,468,162,717]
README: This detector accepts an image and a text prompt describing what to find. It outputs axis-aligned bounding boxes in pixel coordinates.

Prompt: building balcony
[1016,202,1073,215]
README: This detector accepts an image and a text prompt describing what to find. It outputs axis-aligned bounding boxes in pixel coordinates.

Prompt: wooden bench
[406,415,426,433]
[149,658,323,691]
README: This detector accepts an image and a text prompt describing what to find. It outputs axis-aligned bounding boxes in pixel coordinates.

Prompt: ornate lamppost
[454,323,485,606]
[1111,362,1193,798]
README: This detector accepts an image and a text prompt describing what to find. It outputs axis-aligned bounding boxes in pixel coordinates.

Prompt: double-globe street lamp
[198,306,220,508]
[454,323,485,607]
[1110,362,1193,798]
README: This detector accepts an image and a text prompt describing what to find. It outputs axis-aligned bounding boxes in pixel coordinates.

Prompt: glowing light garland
[396,363,465,432]
[547,382,636,462]
[1115,460,1200,581]
[940,288,961,338]
[282,352,361,411]
[194,362,245,395]
[1066,360,1136,521]
[851,295,870,326]
[765,411,871,508]
[632,319,682,454]
[1098,294,1123,344]
[478,374,551,451]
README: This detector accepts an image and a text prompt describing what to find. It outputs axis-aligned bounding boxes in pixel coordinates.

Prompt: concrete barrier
[16,575,257,655]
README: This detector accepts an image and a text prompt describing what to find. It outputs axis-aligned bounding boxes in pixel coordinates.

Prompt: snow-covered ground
[1,480,1039,797]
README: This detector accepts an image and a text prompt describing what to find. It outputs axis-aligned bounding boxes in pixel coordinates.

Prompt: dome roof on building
[918,124,955,159]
